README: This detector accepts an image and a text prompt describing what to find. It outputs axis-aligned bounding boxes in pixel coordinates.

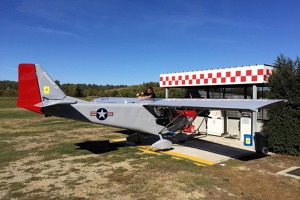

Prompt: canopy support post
[251,85,258,150]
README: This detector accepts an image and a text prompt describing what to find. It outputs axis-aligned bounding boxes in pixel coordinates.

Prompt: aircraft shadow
[181,136,266,161]
[117,130,134,135]
[114,130,266,161]
[75,140,125,154]
[117,130,161,145]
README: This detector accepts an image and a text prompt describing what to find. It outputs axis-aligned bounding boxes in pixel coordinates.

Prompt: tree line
[0,80,187,98]
[0,80,18,96]
[0,79,258,99]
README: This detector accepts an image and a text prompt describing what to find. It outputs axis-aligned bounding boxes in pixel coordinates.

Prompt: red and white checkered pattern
[160,65,274,87]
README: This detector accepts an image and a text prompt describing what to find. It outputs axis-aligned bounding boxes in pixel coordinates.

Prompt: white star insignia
[97,109,107,118]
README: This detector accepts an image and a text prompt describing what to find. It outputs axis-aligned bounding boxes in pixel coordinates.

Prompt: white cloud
[16,0,90,30]
[34,26,81,38]
[5,66,17,71]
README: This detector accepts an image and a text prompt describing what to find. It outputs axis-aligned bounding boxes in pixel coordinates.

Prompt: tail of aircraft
[17,63,66,113]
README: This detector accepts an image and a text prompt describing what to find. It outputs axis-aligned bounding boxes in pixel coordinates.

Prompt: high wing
[145,98,286,112]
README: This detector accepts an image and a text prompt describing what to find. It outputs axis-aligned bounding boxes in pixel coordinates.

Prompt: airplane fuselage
[43,97,166,135]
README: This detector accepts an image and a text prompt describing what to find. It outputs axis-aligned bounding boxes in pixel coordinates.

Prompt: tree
[71,84,83,97]
[266,54,300,155]
[0,81,18,96]
[55,80,61,87]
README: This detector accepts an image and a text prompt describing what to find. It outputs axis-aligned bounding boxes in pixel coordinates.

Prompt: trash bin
[254,132,269,154]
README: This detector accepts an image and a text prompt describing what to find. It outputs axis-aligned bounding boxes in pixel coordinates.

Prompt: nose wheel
[126,133,173,150]
[151,134,173,150]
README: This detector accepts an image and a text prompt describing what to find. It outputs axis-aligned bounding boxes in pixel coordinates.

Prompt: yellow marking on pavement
[136,145,215,166]
[164,151,215,165]
[195,163,205,167]
[108,138,215,166]
[110,138,127,143]
[171,157,182,160]
[138,146,158,152]
[137,147,162,156]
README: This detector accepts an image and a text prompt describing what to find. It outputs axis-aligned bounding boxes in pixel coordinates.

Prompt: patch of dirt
[0,154,137,199]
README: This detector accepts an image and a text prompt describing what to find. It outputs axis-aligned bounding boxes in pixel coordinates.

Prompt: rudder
[17,64,66,113]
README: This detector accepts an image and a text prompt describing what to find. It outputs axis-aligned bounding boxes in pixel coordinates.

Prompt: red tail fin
[17,64,42,113]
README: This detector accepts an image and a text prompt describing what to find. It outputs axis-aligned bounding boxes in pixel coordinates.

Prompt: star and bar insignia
[90,108,113,120]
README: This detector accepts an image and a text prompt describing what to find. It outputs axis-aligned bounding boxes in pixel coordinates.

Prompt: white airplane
[17,64,285,149]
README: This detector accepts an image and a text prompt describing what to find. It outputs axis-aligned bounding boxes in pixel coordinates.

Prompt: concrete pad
[277,166,300,179]
[111,134,256,166]
[171,135,255,164]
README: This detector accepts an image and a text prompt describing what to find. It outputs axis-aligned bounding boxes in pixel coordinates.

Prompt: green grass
[38,142,91,161]
[0,131,41,139]
[0,97,18,108]
[0,97,41,119]
[6,182,27,199]
[0,109,40,119]
[0,141,32,167]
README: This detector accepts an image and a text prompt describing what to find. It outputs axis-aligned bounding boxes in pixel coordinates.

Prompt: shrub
[266,55,300,155]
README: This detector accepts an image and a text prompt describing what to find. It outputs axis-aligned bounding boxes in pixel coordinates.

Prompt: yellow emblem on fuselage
[44,86,50,94]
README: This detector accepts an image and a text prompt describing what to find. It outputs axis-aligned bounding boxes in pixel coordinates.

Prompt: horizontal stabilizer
[34,99,77,108]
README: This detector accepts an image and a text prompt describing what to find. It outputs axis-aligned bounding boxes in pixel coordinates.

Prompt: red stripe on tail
[17,63,42,113]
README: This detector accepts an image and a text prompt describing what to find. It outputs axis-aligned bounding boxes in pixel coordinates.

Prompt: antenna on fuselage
[117,90,128,103]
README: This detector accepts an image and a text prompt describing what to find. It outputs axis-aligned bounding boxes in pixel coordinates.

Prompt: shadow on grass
[75,140,125,154]
[237,153,270,161]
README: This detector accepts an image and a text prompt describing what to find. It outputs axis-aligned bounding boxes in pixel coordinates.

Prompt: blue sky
[0,0,299,85]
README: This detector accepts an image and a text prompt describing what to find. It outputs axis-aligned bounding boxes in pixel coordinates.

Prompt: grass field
[0,97,299,199]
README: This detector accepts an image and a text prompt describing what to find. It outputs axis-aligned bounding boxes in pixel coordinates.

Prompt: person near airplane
[136,87,156,98]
